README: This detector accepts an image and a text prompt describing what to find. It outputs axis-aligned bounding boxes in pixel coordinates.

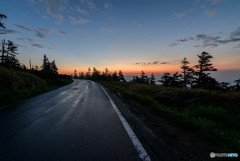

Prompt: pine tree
[0,14,7,29]
[140,71,148,84]
[50,60,58,75]
[118,70,126,82]
[73,69,78,78]
[112,71,119,81]
[159,73,173,87]
[193,51,217,88]
[150,73,155,85]
[180,57,193,88]
[41,54,49,72]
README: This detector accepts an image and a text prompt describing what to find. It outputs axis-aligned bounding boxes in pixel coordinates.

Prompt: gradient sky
[1,0,240,81]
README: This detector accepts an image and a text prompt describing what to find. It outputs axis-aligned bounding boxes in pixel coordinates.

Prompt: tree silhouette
[0,39,6,65]
[0,14,7,29]
[150,73,155,85]
[79,72,84,79]
[6,40,19,67]
[233,79,240,91]
[50,60,58,75]
[112,71,119,81]
[159,73,172,86]
[180,57,193,88]
[0,40,19,67]
[193,51,217,88]
[73,69,78,78]
[118,70,126,82]
[139,71,149,84]
[41,54,49,72]
[92,67,101,80]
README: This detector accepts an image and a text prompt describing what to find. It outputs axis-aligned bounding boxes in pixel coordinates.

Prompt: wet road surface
[0,80,142,161]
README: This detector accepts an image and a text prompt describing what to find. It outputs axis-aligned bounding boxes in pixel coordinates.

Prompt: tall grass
[0,66,73,107]
[100,81,240,151]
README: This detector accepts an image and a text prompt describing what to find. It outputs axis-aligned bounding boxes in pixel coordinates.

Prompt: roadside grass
[0,66,73,107]
[99,81,240,152]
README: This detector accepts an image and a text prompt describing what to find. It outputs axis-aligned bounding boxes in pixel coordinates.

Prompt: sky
[0,0,240,81]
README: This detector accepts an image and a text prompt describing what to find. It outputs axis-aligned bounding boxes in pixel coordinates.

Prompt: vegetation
[0,14,72,107]
[100,81,240,151]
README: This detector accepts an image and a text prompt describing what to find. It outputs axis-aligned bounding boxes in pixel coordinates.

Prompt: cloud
[57,30,70,35]
[16,37,34,43]
[159,62,169,64]
[34,28,52,38]
[29,0,67,20]
[204,8,217,17]
[104,3,112,9]
[76,6,88,15]
[69,16,91,25]
[193,45,200,47]
[80,0,96,10]
[136,61,170,65]
[32,43,44,48]
[174,12,184,19]
[15,44,27,48]
[215,37,240,44]
[176,37,194,42]
[0,29,20,34]
[14,24,31,31]
[169,43,178,47]
[196,34,220,43]
[230,27,240,38]
[171,26,240,48]
[45,0,67,20]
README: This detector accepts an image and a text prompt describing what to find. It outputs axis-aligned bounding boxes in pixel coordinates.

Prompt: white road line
[99,84,151,161]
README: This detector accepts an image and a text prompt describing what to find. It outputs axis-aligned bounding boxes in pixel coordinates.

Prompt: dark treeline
[133,52,240,91]
[74,67,126,82]
[78,51,240,92]
[0,13,71,80]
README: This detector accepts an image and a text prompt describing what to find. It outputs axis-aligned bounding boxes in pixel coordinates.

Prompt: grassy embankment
[100,81,240,152]
[0,66,73,107]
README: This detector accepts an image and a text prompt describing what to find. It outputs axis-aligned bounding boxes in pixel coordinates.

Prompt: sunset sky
[1,0,240,81]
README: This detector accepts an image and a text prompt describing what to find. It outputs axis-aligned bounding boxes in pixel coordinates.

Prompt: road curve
[0,80,143,161]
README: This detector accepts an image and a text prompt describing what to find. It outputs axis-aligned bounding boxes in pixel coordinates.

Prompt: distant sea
[124,70,240,85]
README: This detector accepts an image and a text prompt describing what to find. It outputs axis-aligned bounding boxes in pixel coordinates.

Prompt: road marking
[99,85,151,161]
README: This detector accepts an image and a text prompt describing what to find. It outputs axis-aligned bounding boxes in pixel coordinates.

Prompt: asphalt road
[0,80,144,161]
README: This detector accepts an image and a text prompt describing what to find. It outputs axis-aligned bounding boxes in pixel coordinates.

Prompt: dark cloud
[45,0,66,20]
[17,37,33,43]
[58,30,70,35]
[34,28,52,38]
[230,27,240,38]
[0,29,20,34]
[32,43,44,48]
[159,62,169,64]
[193,45,200,48]
[136,61,169,65]
[14,24,31,31]
[215,37,240,44]
[15,44,27,48]
[169,43,178,47]
[176,37,194,42]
